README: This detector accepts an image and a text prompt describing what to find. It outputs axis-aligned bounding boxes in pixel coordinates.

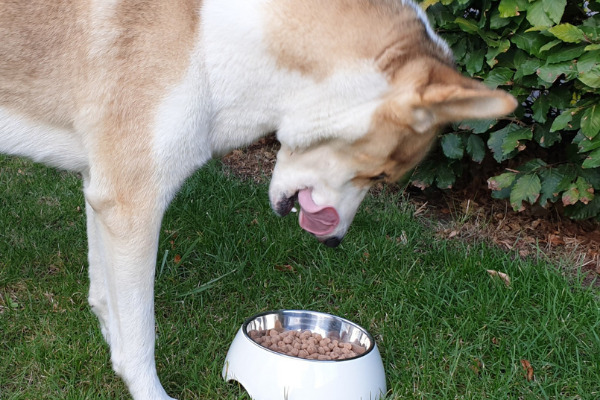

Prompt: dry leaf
[520,359,534,381]
[470,358,483,376]
[275,264,294,272]
[548,234,565,246]
[487,270,511,287]
[174,254,182,264]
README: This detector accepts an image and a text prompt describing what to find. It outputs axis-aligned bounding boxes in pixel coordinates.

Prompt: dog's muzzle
[321,236,343,248]
[273,193,298,217]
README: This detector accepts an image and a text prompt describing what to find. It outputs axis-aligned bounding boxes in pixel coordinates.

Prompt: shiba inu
[0,0,516,398]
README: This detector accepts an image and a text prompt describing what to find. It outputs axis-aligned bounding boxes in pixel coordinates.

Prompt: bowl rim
[241,309,377,362]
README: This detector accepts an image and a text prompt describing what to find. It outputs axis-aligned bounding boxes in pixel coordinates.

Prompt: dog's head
[266,0,517,246]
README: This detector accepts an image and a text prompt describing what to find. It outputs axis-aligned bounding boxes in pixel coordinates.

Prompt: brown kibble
[250,328,366,361]
[300,330,311,339]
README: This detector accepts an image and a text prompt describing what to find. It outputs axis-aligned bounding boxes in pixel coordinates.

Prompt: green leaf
[543,0,566,25]
[458,119,497,134]
[490,9,513,29]
[562,182,580,206]
[577,51,600,74]
[551,109,575,132]
[488,172,516,191]
[464,48,486,75]
[577,134,600,153]
[410,159,436,189]
[526,1,554,27]
[455,17,480,34]
[484,67,515,89]
[498,0,521,17]
[517,158,547,174]
[501,127,533,155]
[510,174,542,211]
[548,23,587,43]
[585,44,600,51]
[538,39,562,53]
[514,58,544,80]
[435,166,456,189]
[485,39,511,67]
[582,148,600,169]
[545,45,586,64]
[578,67,600,88]
[534,124,561,148]
[576,176,595,205]
[560,177,593,206]
[539,167,563,206]
[511,31,553,57]
[581,105,600,139]
[441,133,464,159]
[555,164,578,193]
[488,124,522,162]
[537,61,577,84]
[564,195,600,220]
[466,134,486,163]
[532,94,551,123]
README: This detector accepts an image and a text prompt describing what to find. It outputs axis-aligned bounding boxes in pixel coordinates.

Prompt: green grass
[1,154,600,399]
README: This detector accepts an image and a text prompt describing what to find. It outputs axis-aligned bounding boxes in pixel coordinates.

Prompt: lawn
[1,155,600,399]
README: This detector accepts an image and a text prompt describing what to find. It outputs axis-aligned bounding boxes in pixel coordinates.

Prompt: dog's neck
[200,0,390,154]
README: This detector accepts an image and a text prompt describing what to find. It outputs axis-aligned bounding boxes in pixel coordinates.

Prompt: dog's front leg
[84,179,174,400]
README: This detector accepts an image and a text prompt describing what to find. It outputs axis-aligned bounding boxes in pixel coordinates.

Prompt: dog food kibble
[248,328,367,360]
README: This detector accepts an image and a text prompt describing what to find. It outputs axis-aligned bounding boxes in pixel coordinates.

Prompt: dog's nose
[322,236,342,248]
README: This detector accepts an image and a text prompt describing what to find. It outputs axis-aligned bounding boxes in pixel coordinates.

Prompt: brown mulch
[221,134,600,287]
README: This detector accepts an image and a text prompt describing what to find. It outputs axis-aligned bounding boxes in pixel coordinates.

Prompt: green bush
[412,0,600,220]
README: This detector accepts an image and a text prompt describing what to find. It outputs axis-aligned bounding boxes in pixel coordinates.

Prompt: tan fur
[0,0,198,220]
[87,0,199,217]
[266,0,449,80]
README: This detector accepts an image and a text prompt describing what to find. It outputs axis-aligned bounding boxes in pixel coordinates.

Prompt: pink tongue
[297,189,340,236]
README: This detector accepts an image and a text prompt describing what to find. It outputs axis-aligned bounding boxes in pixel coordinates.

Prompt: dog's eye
[370,173,388,181]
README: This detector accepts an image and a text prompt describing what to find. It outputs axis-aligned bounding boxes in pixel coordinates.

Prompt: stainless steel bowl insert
[243,310,374,360]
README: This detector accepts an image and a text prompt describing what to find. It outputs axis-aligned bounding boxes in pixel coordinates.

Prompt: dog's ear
[411,67,518,134]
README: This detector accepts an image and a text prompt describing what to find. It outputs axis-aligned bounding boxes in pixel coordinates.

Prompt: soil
[221,134,600,287]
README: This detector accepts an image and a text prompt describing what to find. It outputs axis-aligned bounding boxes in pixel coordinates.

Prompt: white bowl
[222,310,386,400]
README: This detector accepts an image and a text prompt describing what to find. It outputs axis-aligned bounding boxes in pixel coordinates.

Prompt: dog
[0,0,517,398]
